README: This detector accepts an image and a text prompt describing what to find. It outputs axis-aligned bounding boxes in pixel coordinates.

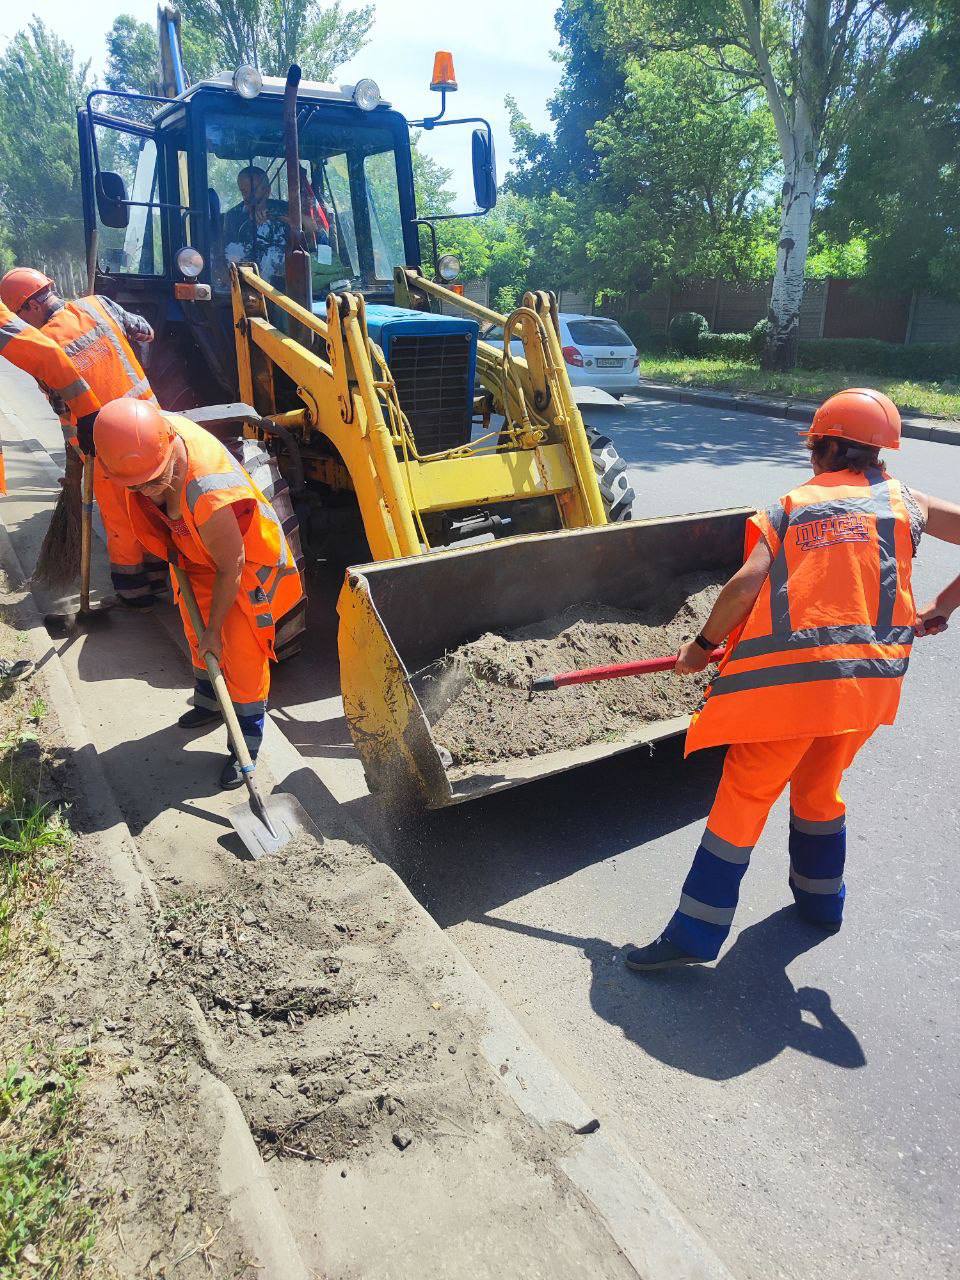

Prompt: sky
[5,0,563,205]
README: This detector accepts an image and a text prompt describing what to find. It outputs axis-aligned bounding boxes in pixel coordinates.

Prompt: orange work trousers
[92,458,167,603]
[665,730,875,958]
[173,568,270,757]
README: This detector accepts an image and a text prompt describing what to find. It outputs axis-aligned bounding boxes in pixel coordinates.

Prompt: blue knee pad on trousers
[789,825,846,925]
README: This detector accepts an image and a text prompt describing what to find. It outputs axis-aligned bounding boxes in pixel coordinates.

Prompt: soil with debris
[154,832,501,1168]
[420,572,723,768]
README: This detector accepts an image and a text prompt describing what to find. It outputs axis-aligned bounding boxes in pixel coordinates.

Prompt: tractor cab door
[79,103,235,407]
[79,110,167,301]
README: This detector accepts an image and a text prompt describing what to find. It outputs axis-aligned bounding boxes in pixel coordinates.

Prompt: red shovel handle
[531,647,726,692]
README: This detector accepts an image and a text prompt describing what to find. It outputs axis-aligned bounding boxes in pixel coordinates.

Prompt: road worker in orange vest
[626,388,960,971]
[94,399,304,790]
[0,300,101,495]
[0,268,167,609]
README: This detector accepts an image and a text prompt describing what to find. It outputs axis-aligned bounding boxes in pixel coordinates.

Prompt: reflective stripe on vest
[686,469,915,752]
[72,299,156,401]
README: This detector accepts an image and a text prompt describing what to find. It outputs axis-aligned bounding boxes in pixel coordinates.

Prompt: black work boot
[624,936,706,972]
[219,755,246,790]
[117,595,155,613]
[178,706,221,730]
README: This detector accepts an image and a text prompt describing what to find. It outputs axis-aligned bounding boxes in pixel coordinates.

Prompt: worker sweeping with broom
[626,388,960,971]
[93,399,304,790]
[0,268,167,609]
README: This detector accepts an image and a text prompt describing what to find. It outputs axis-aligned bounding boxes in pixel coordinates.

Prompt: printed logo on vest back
[795,514,870,551]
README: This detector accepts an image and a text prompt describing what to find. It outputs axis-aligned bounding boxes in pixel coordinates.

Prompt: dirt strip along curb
[631,380,960,444]
[0,517,312,1280]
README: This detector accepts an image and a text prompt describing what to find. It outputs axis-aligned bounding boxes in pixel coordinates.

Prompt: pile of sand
[418,572,723,768]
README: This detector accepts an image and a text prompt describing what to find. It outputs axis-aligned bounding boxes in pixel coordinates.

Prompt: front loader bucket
[338,509,750,811]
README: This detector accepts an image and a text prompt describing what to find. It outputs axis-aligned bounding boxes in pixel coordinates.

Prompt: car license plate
[596,358,624,368]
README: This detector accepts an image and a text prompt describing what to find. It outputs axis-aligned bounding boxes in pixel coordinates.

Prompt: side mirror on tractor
[472,129,497,210]
[96,171,130,229]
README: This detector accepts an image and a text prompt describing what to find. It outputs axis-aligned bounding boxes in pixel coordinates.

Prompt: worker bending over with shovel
[94,400,303,789]
[0,267,167,610]
[627,388,960,971]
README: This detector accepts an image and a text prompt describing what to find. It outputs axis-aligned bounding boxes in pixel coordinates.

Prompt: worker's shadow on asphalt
[482,908,866,1080]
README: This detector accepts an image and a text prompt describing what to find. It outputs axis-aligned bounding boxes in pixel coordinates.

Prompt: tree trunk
[763,107,818,371]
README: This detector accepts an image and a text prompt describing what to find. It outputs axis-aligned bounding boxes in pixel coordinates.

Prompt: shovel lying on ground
[173,566,318,859]
[530,646,726,693]
[44,455,115,635]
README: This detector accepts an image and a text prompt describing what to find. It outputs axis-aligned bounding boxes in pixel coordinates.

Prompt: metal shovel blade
[44,602,115,637]
[229,791,320,860]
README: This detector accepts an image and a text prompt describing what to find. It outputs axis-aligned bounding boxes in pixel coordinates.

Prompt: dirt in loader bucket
[416,572,723,771]
[337,511,749,809]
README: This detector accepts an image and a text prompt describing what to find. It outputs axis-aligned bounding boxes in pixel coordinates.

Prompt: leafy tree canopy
[0,20,89,273]
[177,0,375,81]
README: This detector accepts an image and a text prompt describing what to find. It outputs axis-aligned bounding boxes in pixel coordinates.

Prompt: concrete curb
[629,380,960,445]
[0,519,311,1280]
[1,410,735,1280]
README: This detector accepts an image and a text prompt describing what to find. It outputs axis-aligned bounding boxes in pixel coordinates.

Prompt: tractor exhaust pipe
[283,64,314,347]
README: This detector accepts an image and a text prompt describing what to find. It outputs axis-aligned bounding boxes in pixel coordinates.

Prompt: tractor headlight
[438,254,461,282]
[353,79,382,111]
[232,65,263,99]
[176,247,204,279]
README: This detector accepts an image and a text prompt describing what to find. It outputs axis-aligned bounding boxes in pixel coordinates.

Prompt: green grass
[638,356,960,420]
[0,695,96,1278]
[0,1049,97,1278]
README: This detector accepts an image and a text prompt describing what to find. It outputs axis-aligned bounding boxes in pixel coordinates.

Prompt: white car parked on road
[481,312,640,398]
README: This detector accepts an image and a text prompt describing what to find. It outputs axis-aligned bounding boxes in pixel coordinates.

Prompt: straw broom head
[33,449,83,589]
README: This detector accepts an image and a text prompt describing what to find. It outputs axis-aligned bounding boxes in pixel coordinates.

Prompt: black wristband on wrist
[694,632,718,652]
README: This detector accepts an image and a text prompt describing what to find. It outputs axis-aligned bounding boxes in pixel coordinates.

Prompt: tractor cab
[78,58,495,409]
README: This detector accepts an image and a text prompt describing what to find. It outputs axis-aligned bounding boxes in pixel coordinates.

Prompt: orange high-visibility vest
[41,297,156,447]
[686,468,917,753]
[0,301,100,423]
[125,414,303,653]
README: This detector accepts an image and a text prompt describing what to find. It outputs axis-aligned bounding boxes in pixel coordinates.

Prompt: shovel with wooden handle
[173,565,318,859]
[44,454,116,634]
[529,647,726,693]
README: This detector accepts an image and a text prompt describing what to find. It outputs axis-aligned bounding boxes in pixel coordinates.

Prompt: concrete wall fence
[562,279,960,346]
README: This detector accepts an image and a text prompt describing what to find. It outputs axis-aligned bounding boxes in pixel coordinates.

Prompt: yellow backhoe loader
[229,263,747,810]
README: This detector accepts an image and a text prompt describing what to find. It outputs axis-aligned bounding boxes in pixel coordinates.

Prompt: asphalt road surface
[370,397,960,1280]
[4,378,958,1279]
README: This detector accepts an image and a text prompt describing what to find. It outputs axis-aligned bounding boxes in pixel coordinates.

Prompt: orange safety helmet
[0,267,55,314]
[805,387,901,450]
[95,400,176,487]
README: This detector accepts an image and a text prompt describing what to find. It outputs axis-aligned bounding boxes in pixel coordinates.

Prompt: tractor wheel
[585,426,635,521]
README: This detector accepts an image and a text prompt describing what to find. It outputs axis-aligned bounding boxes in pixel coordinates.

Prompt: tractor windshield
[204,108,406,296]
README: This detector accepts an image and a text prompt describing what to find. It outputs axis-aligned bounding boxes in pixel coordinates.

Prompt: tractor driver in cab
[222,165,289,286]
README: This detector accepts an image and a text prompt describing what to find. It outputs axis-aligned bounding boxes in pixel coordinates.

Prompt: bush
[668,311,709,355]
[700,331,753,360]
[797,338,960,380]
[749,319,772,357]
